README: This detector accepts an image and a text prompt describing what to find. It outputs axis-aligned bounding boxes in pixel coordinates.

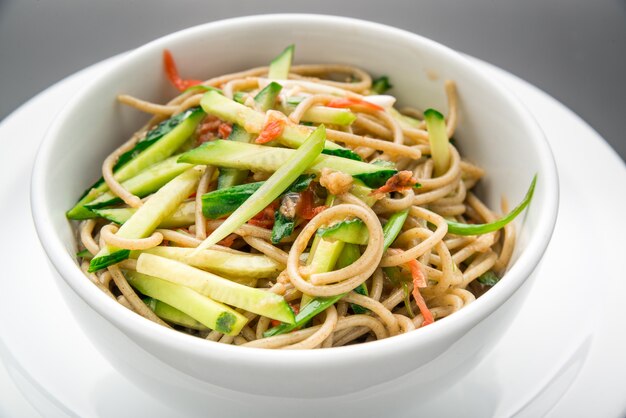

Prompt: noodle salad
[68,45,535,349]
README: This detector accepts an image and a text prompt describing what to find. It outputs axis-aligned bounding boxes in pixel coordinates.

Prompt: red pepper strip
[370,171,418,196]
[271,303,300,327]
[218,123,232,139]
[326,97,384,112]
[406,259,434,326]
[163,49,203,91]
[255,118,285,144]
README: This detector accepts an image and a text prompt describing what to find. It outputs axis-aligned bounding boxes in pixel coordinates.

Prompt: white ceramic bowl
[31,14,558,402]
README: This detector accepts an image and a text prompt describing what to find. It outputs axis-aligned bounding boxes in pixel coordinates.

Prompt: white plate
[0,56,624,418]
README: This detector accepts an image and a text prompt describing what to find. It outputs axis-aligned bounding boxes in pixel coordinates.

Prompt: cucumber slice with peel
[199,90,360,158]
[143,297,208,330]
[178,139,396,189]
[88,166,204,272]
[136,253,295,324]
[317,218,368,245]
[92,200,196,228]
[424,109,450,177]
[300,107,356,126]
[135,246,281,279]
[85,156,192,209]
[268,45,294,80]
[126,271,246,335]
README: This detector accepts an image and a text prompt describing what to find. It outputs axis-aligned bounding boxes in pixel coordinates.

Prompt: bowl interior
[32,14,557,386]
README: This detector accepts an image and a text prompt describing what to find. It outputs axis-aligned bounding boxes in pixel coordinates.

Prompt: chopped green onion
[446,175,536,235]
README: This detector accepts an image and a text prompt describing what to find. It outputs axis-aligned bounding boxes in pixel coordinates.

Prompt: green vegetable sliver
[424,108,450,177]
[268,44,294,80]
[193,125,326,252]
[382,208,410,250]
[446,174,537,235]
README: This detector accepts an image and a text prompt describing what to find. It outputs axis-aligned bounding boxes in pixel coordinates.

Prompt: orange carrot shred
[255,118,285,144]
[406,259,434,326]
[326,97,384,112]
[163,49,203,91]
[218,123,232,139]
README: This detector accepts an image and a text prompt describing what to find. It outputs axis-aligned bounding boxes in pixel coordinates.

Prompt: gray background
[1,0,624,160]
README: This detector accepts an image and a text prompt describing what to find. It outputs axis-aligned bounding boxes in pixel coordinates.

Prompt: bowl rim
[30,13,559,364]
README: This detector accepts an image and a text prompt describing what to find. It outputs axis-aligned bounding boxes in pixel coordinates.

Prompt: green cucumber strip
[93,201,196,228]
[203,181,264,219]
[199,91,360,159]
[301,107,357,126]
[88,167,203,272]
[263,294,342,338]
[233,91,247,104]
[178,139,396,189]
[316,218,368,245]
[371,76,392,94]
[424,108,450,177]
[382,208,410,250]
[300,237,346,309]
[268,44,294,80]
[390,108,422,129]
[446,175,537,235]
[143,297,208,330]
[202,174,314,220]
[352,170,398,189]
[320,148,363,161]
[85,157,192,209]
[336,243,368,314]
[134,246,281,279]
[308,238,345,276]
[254,81,283,111]
[126,271,246,335]
[193,126,327,252]
[217,84,284,189]
[350,180,378,206]
[67,107,205,219]
[182,85,223,95]
[285,96,305,106]
[477,270,500,286]
[218,124,254,189]
[136,253,295,323]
